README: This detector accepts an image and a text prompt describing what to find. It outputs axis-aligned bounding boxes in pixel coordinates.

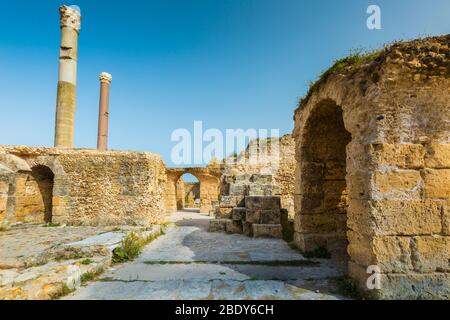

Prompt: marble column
[97,72,112,150]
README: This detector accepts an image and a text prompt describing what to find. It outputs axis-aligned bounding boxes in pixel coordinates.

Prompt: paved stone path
[67,210,345,300]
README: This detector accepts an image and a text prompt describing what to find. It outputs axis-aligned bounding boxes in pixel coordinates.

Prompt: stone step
[252,224,283,239]
[245,196,281,210]
[232,207,246,221]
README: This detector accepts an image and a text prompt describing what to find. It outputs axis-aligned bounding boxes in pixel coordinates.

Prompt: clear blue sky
[1,0,449,167]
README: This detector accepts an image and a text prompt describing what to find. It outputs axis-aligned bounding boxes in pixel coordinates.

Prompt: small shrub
[50,283,74,300]
[43,222,61,228]
[80,258,93,265]
[80,268,103,284]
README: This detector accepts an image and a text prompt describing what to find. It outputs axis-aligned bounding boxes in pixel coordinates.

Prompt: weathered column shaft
[54,5,81,148]
[97,73,112,150]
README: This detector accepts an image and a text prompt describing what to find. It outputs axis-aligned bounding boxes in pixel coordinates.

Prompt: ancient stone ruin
[293,35,450,299]
[0,4,449,300]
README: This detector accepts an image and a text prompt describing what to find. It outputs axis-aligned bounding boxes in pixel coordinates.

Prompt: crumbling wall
[0,146,167,227]
[293,35,450,299]
[222,134,296,217]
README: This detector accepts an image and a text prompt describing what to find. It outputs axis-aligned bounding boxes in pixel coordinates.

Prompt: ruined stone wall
[293,35,450,299]
[0,146,167,227]
[176,179,185,210]
[222,134,296,217]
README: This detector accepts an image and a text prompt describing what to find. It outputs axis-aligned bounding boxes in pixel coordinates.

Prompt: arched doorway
[176,173,200,212]
[15,165,54,223]
[295,99,351,264]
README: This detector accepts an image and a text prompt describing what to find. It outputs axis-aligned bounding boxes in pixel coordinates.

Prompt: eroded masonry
[0,4,448,300]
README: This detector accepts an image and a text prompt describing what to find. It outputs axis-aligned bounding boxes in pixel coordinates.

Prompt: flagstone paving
[66,210,346,300]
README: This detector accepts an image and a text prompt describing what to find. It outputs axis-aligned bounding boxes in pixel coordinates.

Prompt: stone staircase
[209,173,293,239]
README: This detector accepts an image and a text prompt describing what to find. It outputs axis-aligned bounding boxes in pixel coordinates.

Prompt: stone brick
[348,232,413,273]
[295,213,346,234]
[373,170,422,198]
[378,273,450,300]
[425,144,450,169]
[229,184,248,196]
[235,174,252,183]
[248,184,272,196]
[243,221,253,237]
[245,196,263,209]
[371,200,443,236]
[370,143,425,169]
[209,219,228,233]
[226,220,243,234]
[250,174,273,184]
[444,203,450,235]
[216,207,233,219]
[232,207,246,221]
[260,209,281,224]
[245,209,261,224]
[220,196,243,208]
[411,236,450,272]
[261,196,281,210]
[346,172,371,200]
[294,232,327,252]
[252,224,283,239]
[423,169,450,199]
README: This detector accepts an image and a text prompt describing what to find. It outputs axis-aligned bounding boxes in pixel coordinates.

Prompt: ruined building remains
[293,35,450,299]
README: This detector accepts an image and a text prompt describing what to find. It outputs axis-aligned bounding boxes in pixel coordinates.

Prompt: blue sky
[1,0,449,168]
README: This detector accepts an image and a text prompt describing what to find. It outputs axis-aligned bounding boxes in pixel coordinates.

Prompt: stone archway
[165,168,221,214]
[15,165,55,224]
[295,99,351,264]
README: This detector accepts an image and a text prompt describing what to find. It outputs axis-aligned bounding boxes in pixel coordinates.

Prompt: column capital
[99,72,113,84]
[59,5,81,32]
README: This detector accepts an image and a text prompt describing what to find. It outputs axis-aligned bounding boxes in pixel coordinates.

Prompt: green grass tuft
[50,283,74,300]
[80,258,93,265]
[112,227,165,264]
[300,49,385,106]
[80,268,103,284]
[43,222,61,228]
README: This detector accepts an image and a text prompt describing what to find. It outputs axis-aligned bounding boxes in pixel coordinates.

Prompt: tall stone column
[97,72,112,150]
[54,5,81,148]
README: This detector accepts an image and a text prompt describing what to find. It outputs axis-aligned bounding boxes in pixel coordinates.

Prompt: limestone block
[243,221,253,237]
[245,209,261,224]
[261,196,281,210]
[346,172,371,200]
[248,184,273,196]
[425,144,450,169]
[348,231,413,273]
[280,208,289,228]
[411,236,450,272]
[226,220,243,234]
[229,184,248,196]
[294,232,328,252]
[378,272,450,300]
[245,196,264,209]
[252,224,283,239]
[295,213,346,234]
[235,174,252,183]
[370,143,425,169]
[373,170,422,198]
[216,207,233,219]
[370,200,443,236]
[444,203,450,235]
[423,169,450,199]
[250,174,273,184]
[209,219,228,233]
[260,209,281,224]
[220,196,240,208]
[232,207,246,221]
